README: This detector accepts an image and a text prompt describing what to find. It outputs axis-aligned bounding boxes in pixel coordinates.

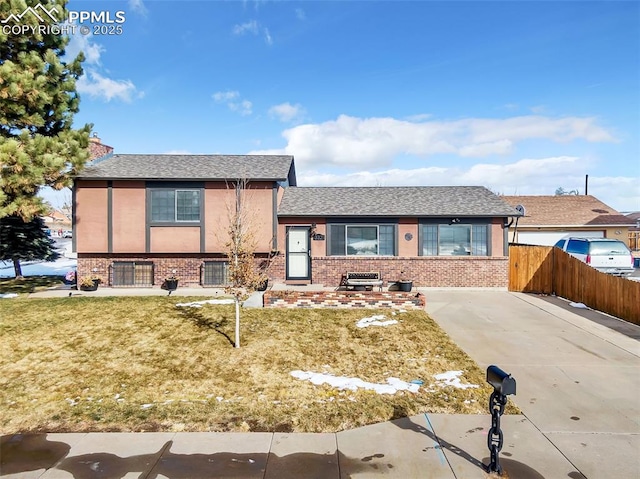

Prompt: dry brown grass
[0,296,515,433]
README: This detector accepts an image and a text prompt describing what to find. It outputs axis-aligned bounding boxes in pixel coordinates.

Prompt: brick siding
[78,254,507,288]
[264,290,425,310]
[78,255,238,287]
[311,256,508,288]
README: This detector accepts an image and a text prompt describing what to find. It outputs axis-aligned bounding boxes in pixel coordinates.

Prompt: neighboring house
[73,154,520,288]
[502,195,634,246]
[43,208,70,228]
[625,212,640,252]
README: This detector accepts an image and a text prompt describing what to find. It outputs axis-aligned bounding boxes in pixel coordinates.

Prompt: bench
[343,271,383,291]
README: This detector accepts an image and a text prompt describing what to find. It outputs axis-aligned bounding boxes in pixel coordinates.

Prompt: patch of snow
[175,299,235,308]
[356,314,398,328]
[0,293,18,299]
[0,256,76,278]
[290,370,420,395]
[569,302,588,309]
[433,371,479,390]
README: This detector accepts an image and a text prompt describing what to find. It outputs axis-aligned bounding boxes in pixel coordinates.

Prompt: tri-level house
[73,154,521,288]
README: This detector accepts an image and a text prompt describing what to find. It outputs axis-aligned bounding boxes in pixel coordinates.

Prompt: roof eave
[514,223,635,228]
[277,213,518,217]
[76,176,288,182]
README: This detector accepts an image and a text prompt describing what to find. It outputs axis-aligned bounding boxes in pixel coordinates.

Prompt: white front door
[287,227,310,279]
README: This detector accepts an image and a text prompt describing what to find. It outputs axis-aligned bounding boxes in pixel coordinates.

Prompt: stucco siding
[491,220,504,257]
[112,181,146,252]
[244,185,274,252]
[150,227,200,253]
[204,184,230,252]
[75,181,108,253]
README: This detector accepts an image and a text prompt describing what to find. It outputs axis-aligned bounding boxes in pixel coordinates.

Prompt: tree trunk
[234,297,241,348]
[13,258,23,278]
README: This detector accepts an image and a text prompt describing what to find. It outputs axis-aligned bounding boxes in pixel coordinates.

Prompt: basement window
[112,261,154,287]
[202,261,230,286]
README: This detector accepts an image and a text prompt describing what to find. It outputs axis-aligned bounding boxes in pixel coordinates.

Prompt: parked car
[62,230,72,238]
[554,237,634,276]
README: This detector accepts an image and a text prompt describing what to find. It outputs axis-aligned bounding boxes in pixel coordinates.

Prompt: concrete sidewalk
[1,413,580,478]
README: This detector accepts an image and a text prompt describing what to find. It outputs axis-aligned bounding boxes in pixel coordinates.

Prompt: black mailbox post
[487,365,516,396]
[486,365,516,475]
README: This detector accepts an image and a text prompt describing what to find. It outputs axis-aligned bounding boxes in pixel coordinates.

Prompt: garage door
[517,230,604,246]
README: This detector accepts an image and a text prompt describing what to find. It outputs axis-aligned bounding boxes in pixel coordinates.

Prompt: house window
[150,189,201,223]
[328,224,395,256]
[421,224,489,256]
[202,261,230,286]
[112,261,154,287]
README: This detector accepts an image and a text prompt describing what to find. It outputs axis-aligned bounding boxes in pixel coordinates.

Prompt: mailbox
[486,365,516,396]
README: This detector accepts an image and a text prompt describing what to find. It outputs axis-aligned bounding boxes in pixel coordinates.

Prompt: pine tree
[0,215,59,277]
[0,0,91,220]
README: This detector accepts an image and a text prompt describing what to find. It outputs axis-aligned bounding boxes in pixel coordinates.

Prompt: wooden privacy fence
[509,244,640,324]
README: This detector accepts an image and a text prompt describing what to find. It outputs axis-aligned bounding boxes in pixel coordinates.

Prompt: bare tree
[555,187,579,195]
[223,179,271,348]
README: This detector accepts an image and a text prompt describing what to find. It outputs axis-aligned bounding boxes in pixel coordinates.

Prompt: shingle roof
[278,186,521,217]
[502,195,634,226]
[76,154,295,182]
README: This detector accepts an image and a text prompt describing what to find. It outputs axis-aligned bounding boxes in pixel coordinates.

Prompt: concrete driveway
[425,290,640,479]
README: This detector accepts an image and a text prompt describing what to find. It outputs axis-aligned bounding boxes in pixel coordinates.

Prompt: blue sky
[54,0,639,211]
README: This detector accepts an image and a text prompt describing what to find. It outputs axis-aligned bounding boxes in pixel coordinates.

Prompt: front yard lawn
[0,296,505,433]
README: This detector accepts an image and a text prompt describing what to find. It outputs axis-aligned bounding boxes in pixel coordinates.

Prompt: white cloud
[249,114,617,168]
[231,99,253,116]
[293,157,639,211]
[232,20,273,45]
[65,29,104,65]
[77,70,138,102]
[212,90,252,116]
[404,113,431,122]
[233,20,259,35]
[212,90,239,102]
[269,102,305,122]
[163,150,192,155]
[65,30,140,102]
[128,0,147,16]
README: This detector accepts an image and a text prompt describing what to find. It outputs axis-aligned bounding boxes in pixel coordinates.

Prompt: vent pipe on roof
[585,174,588,195]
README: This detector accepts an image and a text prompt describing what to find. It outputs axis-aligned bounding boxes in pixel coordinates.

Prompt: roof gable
[279,186,520,217]
[77,154,296,183]
[502,195,633,226]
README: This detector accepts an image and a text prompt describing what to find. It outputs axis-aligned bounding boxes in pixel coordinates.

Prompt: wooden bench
[343,271,383,291]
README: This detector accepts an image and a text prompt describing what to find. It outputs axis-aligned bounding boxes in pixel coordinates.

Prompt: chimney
[88,132,114,161]
[585,174,588,195]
